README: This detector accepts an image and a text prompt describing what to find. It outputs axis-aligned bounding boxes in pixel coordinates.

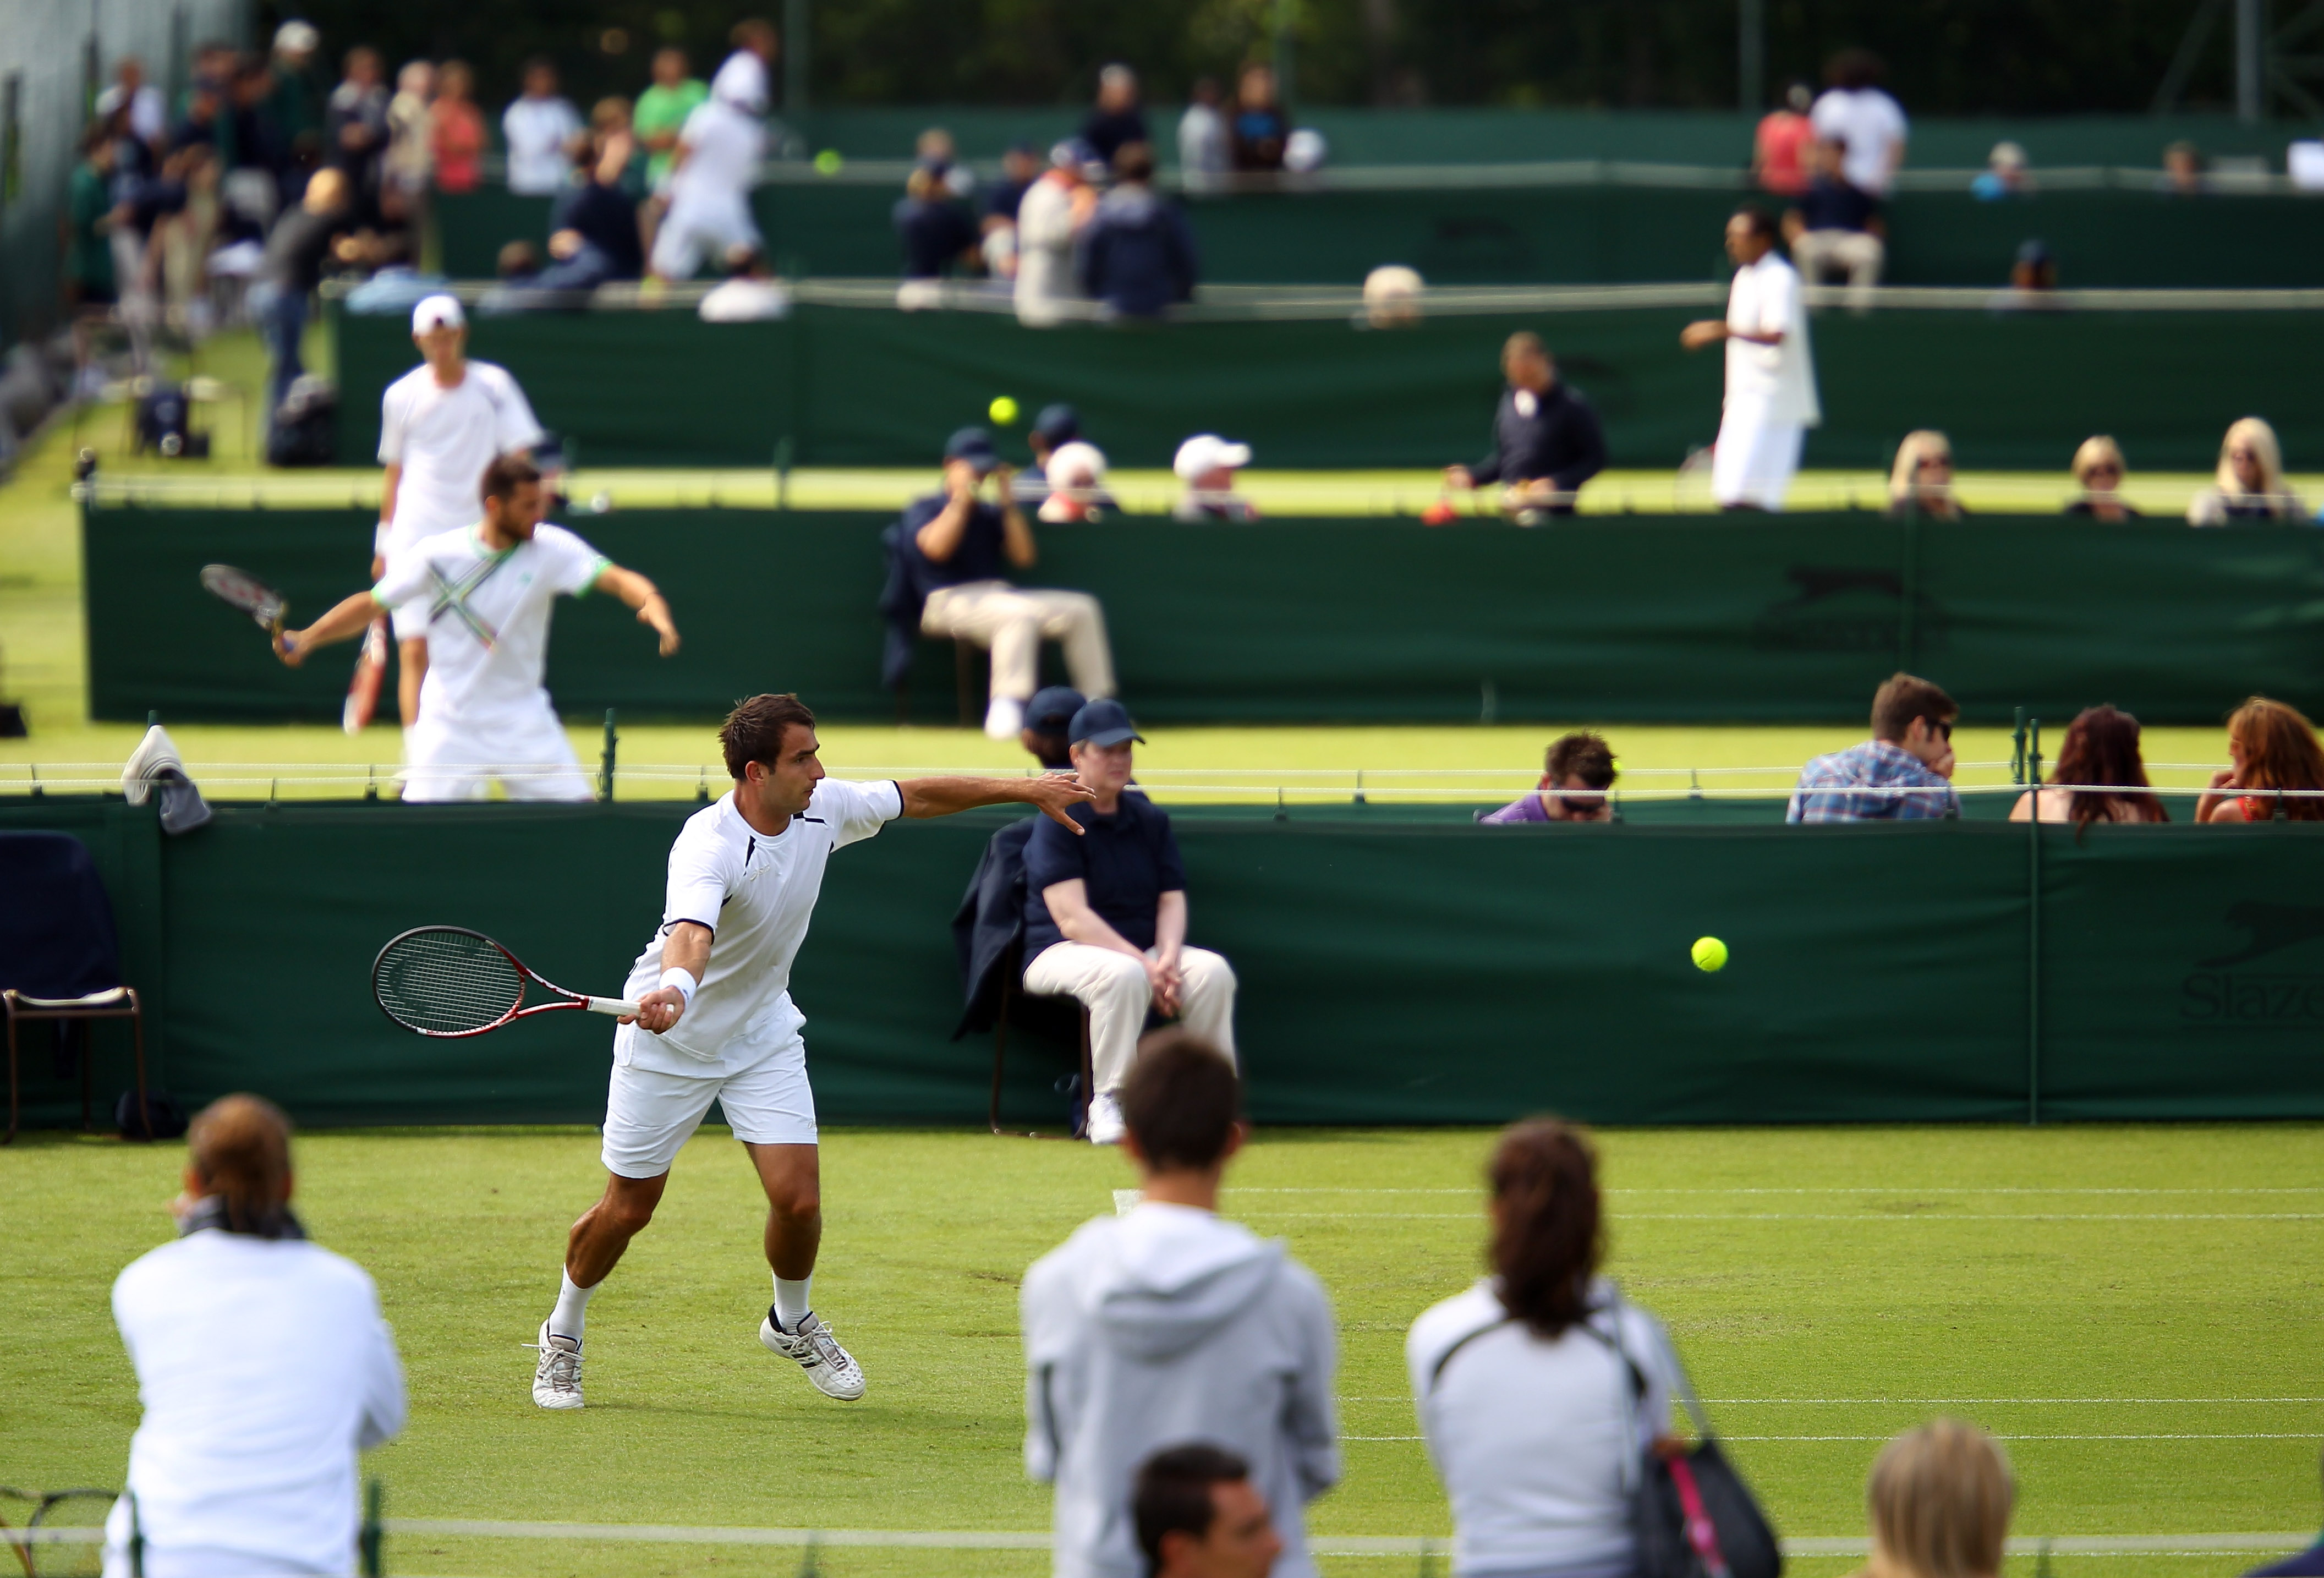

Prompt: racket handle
[586,996,644,1018]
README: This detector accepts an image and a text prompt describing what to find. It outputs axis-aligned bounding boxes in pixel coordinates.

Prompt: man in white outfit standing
[649,51,766,282]
[1682,207,1820,513]
[376,294,544,730]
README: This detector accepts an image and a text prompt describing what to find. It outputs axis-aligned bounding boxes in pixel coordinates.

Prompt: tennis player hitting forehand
[529,693,1095,1410]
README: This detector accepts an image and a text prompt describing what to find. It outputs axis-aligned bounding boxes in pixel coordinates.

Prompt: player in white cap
[647,51,768,282]
[275,454,677,802]
[1171,434,1259,521]
[371,294,546,734]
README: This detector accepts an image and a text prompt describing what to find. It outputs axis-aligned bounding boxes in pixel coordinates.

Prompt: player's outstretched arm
[897,775,1097,832]
[594,564,680,657]
[277,591,388,666]
[626,919,711,1033]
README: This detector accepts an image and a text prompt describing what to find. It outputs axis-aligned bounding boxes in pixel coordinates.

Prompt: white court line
[1347,1434,2321,1443]
[1238,1212,2324,1221]
[370,1522,2319,1559]
[1231,1187,2324,1196]
[1339,1404,2324,1413]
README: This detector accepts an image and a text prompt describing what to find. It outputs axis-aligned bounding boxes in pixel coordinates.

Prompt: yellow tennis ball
[1691,936,1729,973]
[989,395,1020,426]
[813,149,845,176]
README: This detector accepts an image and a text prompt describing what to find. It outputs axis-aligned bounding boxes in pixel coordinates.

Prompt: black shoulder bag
[1583,1298,1783,1578]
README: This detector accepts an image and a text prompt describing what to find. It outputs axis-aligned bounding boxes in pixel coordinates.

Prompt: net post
[2010,706,2027,784]
[360,1478,383,1578]
[599,710,619,803]
[2026,717,2043,1126]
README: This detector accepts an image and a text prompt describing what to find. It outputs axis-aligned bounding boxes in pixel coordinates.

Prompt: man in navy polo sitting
[1020,699,1238,1145]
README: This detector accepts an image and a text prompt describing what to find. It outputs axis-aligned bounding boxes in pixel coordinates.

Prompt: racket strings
[375,929,525,1034]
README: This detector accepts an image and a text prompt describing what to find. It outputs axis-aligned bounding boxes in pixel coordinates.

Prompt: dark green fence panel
[331,300,2324,473]
[84,507,2324,726]
[432,173,2324,288]
[6,801,2322,1128]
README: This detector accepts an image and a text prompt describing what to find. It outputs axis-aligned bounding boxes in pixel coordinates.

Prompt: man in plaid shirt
[1788,672,1961,821]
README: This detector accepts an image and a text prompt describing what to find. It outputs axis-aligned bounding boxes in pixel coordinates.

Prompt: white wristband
[658,967,698,1006]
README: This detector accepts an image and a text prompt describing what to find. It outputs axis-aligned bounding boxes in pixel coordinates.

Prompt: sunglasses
[2083,463,2122,479]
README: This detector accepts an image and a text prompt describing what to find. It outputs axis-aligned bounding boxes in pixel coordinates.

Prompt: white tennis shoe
[1085,1092,1126,1146]
[759,1310,866,1401]
[530,1321,584,1410]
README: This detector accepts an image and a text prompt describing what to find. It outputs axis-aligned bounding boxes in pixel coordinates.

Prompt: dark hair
[188,1094,295,1237]
[480,453,541,504]
[719,693,817,779]
[1488,1119,1602,1337]
[1733,203,1778,240]
[732,17,778,48]
[1114,141,1156,183]
[522,54,556,78]
[1134,1444,1249,1578]
[1545,731,1616,790]
[2048,705,2166,829]
[1826,48,1885,90]
[1027,730,1073,770]
[1120,1031,1241,1171]
[1872,672,1958,742]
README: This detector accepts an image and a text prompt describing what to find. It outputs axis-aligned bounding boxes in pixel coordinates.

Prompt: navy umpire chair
[1,832,151,1143]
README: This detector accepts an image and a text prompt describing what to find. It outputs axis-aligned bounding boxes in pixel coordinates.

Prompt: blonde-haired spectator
[1038,441,1114,522]
[1854,1420,2014,1578]
[1363,265,1425,327]
[2189,417,2306,524]
[1887,431,1965,519]
[2065,437,2140,520]
[383,61,435,200]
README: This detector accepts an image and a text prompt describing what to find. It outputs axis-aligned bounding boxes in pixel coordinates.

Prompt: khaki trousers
[1022,942,1237,1095]
[920,580,1116,702]
[1790,229,1885,306]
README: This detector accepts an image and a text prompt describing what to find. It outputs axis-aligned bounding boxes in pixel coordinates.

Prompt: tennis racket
[372,926,640,1037]
[342,617,388,735]
[0,1487,114,1578]
[199,563,287,642]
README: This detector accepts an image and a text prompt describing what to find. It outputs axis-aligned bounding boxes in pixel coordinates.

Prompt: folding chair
[0,832,151,1144]
[988,947,1094,1139]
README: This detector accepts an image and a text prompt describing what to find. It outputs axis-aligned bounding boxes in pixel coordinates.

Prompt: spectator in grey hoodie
[1022,1032,1340,1578]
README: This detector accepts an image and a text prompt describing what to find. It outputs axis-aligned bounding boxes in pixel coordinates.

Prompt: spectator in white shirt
[1179,79,1229,191]
[1681,206,1821,512]
[502,58,583,195]
[105,1095,405,1578]
[1810,50,1907,197]
[1017,141,1098,327]
[1406,1120,1680,1578]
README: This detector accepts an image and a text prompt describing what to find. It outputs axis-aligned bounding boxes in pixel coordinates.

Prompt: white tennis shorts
[601,1042,817,1177]
[649,196,760,281]
[401,702,591,803]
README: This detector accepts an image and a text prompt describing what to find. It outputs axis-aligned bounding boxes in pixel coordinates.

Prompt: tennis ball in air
[813,149,844,176]
[989,395,1020,426]
[1691,936,1729,973]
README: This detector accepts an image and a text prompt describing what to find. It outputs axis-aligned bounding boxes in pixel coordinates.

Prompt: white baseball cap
[412,294,465,333]
[1174,434,1252,480]
[274,20,320,54]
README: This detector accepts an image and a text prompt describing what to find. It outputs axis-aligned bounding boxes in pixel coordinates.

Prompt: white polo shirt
[617,780,906,1076]
[1809,87,1908,195]
[108,1227,404,1577]
[668,97,763,216]
[1723,250,1820,428]
[376,360,544,559]
[370,523,608,726]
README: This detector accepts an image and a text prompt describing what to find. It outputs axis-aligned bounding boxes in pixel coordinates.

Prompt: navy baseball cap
[945,426,997,472]
[1026,686,1086,733]
[1032,403,1080,444]
[1070,698,1144,748]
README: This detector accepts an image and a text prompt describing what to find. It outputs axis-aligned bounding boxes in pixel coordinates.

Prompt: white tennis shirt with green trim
[369,523,609,726]
[615,781,906,1077]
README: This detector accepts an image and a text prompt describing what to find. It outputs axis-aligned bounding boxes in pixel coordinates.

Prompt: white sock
[773,1274,812,1331]
[550,1270,596,1341]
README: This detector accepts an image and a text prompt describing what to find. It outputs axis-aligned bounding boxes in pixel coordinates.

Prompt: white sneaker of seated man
[984,694,1025,740]
[759,1308,867,1400]
[530,1320,584,1409]
[1085,1091,1127,1146]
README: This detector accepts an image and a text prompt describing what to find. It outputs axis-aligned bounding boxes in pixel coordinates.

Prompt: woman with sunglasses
[1884,430,1966,519]
[2063,437,2141,522]
[2188,417,2305,524]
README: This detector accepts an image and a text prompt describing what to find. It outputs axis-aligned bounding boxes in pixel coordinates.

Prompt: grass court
[6,1124,2321,1578]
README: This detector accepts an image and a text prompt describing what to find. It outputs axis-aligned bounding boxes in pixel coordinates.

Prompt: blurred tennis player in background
[275,454,677,802]
[105,1095,405,1578]
[530,692,1095,1410]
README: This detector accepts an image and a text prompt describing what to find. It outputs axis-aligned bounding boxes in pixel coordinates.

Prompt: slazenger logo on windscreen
[2181,901,2324,1023]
